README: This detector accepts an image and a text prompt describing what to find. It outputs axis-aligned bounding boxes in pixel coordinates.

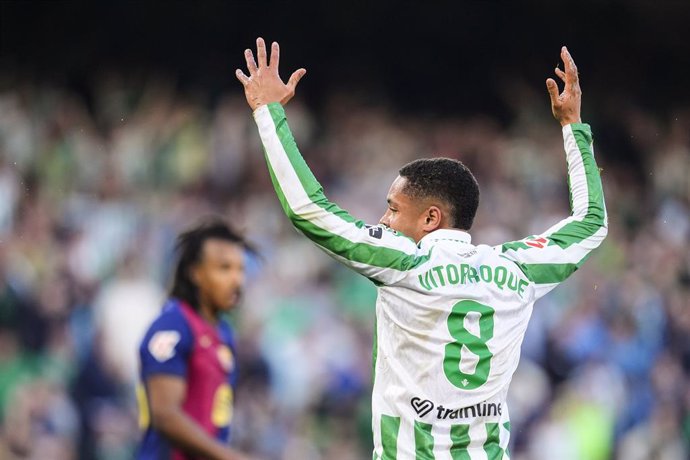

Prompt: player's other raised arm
[496,47,608,299]
[237,38,423,285]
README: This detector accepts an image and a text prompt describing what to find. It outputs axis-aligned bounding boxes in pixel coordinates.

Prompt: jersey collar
[419,228,472,245]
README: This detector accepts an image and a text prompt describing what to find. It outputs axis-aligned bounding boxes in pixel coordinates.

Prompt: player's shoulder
[475,243,522,267]
[476,243,507,258]
[455,243,527,280]
[140,299,193,352]
[139,299,196,375]
[147,299,189,330]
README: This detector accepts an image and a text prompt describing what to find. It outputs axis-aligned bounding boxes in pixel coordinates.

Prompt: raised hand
[236,37,307,111]
[546,46,582,126]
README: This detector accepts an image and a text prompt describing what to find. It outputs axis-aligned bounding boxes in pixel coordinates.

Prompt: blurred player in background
[137,219,252,460]
[236,39,607,458]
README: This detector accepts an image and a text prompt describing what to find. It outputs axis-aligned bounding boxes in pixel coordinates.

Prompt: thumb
[546,78,559,105]
[287,68,307,90]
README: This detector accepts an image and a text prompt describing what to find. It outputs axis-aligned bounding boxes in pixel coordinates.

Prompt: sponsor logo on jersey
[525,236,548,248]
[411,396,503,420]
[411,397,434,417]
[148,330,181,362]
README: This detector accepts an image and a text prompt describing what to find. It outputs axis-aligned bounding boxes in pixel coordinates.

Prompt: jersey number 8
[444,300,495,390]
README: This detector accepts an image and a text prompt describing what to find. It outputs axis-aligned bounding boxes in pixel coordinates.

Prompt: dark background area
[2,0,690,119]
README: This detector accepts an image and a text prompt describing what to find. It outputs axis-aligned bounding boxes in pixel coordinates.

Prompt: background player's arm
[237,38,425,285]
[497,47,608,298]
[146,376,249,460]
[140,313,251,460]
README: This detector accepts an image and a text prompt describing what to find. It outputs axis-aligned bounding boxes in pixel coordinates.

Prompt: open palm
[236,37,307,111]
[546,46,582,126]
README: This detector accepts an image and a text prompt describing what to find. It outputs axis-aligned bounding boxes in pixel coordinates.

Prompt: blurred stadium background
[1,1,689,459]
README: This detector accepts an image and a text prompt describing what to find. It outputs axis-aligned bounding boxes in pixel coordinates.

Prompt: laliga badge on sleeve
[148,331,181,362]
[525,236,549,249]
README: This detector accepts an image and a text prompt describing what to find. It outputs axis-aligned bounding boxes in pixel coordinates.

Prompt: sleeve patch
[525,237,549,249]
[366,225,384,239]
[148,330,181,362]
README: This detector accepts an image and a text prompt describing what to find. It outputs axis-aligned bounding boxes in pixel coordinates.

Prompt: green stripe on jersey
[517,262,579,284]
[547,124,605,249]
[414,421,435,459]
[381,415,400,460]
[500,240,532,252]
[450,424,471,460]
[484,423,505,460]
[503,422,511,458]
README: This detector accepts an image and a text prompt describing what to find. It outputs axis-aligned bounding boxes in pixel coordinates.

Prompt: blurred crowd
[0,73,688,460]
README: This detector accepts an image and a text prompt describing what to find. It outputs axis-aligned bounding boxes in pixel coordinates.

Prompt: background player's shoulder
[147,300,187,330]
[140,300,193,353]
[139,299,194,373]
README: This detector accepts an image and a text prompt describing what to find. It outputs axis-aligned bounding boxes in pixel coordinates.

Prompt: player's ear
[422,206,442,232]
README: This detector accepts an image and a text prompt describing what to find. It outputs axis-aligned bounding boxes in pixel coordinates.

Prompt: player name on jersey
[418,262,529,296]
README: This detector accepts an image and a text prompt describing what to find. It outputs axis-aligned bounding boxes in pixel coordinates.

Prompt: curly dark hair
[170,217,253,309]
[398,158,480,230]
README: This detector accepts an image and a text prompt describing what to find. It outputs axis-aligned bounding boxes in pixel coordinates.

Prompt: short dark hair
[170,217,253,309]
[398,158,480,230]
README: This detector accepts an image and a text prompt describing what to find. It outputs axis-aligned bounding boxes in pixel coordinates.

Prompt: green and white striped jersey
[253,103,607,460]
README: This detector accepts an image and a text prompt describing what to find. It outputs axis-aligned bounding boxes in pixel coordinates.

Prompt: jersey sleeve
[495,123,608,299]
[139,308,194,379]
[253,103,431,285]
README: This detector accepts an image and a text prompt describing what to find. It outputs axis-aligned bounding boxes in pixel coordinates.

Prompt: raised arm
[237,38,427,285]
[497,47,608,299]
